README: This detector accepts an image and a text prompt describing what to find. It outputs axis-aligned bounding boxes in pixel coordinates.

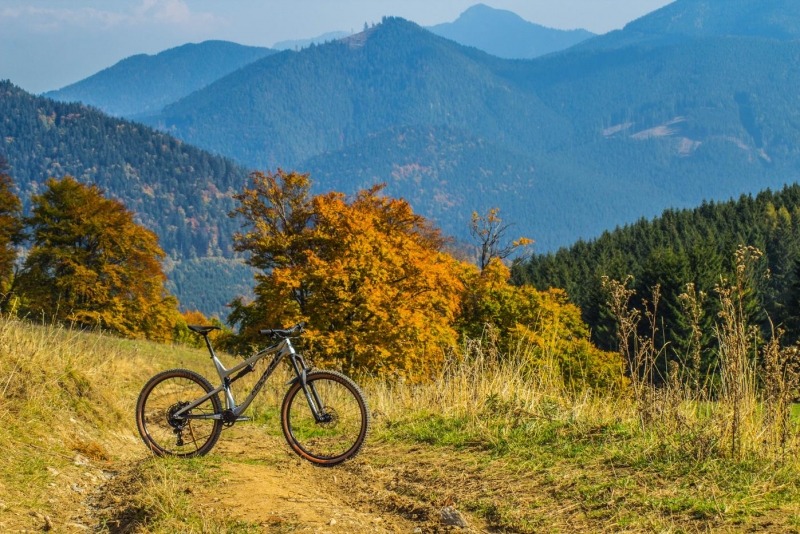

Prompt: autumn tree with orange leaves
[229,170,626,388]
[16,177,179,341]
[0,157,24,309]
[229,170,464,380]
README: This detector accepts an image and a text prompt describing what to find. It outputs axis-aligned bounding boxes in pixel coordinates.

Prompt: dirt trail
[202,426,419,532]
[86,425,484,533]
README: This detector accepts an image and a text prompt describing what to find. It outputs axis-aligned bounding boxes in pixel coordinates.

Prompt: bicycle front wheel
[136,368,223,457]
[281,370,369,466]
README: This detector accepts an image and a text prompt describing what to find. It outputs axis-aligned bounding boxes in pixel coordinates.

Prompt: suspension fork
[288,351,328,423]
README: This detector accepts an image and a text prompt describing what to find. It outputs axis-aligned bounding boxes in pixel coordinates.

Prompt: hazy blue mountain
[16,0,800,258]
[428,3,595,58]
[273,31,351,51]
[41,3,589,124]
[44,41,276,118]
[302,124,659,251]
[626,0,800,39]
[141,4,800,250]
[273,4,595,58]
[577,0,800,51]
[148,19,568,171]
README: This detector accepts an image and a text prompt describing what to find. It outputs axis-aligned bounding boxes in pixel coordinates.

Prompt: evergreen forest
[516,184,800,381]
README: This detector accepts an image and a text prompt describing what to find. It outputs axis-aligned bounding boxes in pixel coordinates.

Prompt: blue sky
[1,0,673,94]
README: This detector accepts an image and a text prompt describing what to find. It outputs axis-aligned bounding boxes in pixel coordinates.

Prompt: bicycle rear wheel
[281,370,369,466]
[136,368,223,457]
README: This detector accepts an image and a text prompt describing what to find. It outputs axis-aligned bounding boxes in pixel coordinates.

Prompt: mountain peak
[458,3,526,23]
[428,4,594,59]
[339,20,385,48]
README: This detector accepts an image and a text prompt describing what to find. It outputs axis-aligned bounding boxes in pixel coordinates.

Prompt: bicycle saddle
[188,325,221,335]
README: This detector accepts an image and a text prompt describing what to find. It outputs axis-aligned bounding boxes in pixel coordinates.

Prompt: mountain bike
[135,322,369,466]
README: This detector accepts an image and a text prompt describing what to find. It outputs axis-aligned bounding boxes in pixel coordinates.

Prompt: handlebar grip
[259,322,306,338]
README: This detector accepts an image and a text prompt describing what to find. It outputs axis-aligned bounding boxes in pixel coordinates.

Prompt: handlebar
[259,322,306,339]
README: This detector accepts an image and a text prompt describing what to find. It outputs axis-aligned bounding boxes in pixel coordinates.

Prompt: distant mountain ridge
[44,41,276,118]
[273,31,351,51]
[42,5,592,123]
[151,19,567,171]
[0,81,253,317]
[626,0,800,39]
[137,3,800,250]
[15,0,800,258]
[272,5,595,59]
[428,3,595,58]
[578,0,800,51]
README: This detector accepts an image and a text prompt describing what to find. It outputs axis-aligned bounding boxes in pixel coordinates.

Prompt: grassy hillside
[4,315,800,532]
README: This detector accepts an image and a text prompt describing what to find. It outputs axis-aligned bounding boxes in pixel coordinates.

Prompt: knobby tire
[280,370,370,466]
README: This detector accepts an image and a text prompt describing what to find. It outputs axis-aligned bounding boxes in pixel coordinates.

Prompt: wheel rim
[141,375,219,456]
[285,376,366,461]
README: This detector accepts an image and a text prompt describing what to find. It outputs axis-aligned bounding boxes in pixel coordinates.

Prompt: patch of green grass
[249,405,284,437]
[377,402,800,532]
[382,411,474,448]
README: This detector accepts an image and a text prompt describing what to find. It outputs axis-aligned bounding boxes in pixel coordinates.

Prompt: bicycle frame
[172,335,326,423]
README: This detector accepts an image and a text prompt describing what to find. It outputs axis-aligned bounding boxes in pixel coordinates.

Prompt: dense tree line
[0,81,247,261]
[0,161,626,387]
[515,184,800,379]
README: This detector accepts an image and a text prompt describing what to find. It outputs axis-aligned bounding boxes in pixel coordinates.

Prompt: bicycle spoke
[136,370,222,457]
[282,371,369,465]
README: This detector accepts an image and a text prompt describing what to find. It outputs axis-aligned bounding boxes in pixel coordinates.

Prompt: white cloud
[0,6,126,32]
[133,0,217,28]
[0,1,218,33]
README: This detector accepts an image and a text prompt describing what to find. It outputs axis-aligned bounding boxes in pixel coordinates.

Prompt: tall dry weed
[677,282,708,397]
[602,276,665,429]
[760,325,800,457]
[714,245,763,458]
[601,245,800,462]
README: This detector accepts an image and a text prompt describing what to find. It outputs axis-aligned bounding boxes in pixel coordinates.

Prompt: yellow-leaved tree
[16,176,179,341]
[229,170,464,381]
[458,208,626,391]
[458,257,626,390]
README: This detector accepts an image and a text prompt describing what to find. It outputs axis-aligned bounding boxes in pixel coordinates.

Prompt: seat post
[201,333,215,357]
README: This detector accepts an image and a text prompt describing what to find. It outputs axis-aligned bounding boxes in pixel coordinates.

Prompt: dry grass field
[3,315,800,532]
